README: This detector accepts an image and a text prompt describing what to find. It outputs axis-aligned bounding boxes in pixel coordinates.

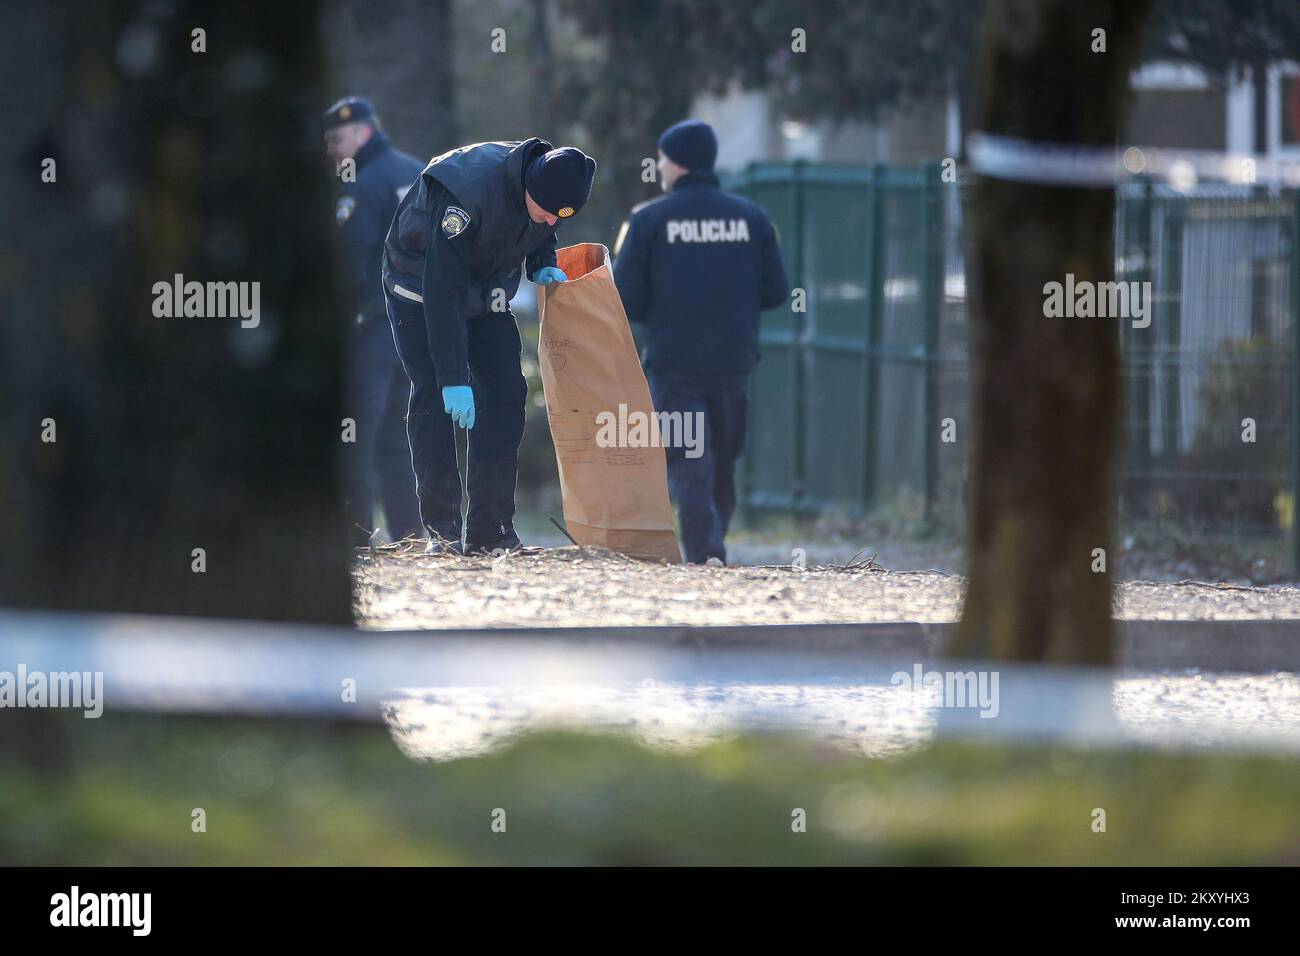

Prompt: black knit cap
[658,119,718,171]
[524,146,597,218]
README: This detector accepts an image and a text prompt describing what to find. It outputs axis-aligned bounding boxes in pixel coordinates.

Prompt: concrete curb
[1119,619,1300,672]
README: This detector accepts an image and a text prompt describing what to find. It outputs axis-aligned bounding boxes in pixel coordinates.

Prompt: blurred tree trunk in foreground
[956,0,1151,664]
[0,0,351,623]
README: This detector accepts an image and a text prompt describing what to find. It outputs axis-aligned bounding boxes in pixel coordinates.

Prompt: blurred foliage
[554,0,984,226]
[4,712,1299,865]
[323,0,457,159]
[547,0,1300,222]
[1167,337,1292,530]
[320,0,1300,249]
[1145,0,1300,73]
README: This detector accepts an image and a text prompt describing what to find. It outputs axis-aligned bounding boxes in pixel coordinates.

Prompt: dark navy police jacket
[382,139,560,387]
[613,171,789,374]
[335,131,424,324]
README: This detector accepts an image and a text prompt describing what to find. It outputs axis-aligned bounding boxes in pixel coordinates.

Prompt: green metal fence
[727,162,1300,567]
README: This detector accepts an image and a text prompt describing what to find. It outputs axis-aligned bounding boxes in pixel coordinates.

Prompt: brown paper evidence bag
[536,243,682,563]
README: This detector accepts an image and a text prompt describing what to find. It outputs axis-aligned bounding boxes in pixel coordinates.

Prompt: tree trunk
[955,0,1151,664]
[0,0,352,623]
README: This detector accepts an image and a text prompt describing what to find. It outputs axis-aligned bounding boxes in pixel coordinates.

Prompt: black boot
[462,525,522,556]
[423,529,464,555]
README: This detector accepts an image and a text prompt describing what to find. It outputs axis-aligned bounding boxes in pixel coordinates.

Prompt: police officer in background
[324,96,423,548]
[614,120,789,565]
[382,139,597,554]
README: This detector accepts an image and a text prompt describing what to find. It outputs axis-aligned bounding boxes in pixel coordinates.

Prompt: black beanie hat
[658,120,718,171]
[524,146,597,218]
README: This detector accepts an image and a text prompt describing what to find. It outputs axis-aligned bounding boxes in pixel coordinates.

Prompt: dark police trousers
[385,289,527,546]
[343,315,423,547]
[648,371,750,564]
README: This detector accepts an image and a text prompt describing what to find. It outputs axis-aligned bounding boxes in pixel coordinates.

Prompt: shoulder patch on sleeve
[441,205,471,238]
[335,196,356,225]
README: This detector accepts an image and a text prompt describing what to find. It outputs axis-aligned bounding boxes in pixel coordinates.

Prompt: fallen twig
[1123,579,1282,594]
[548,516,594,558]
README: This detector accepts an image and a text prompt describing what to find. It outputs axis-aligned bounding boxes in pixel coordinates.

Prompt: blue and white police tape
[967,131,1300,189]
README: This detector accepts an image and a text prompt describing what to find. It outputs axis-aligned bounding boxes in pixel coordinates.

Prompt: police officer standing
[324,96,423,548]
[382,139,597,554]
[614,120,789,565]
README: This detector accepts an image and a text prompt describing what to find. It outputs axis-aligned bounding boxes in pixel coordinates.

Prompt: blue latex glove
[533,266,568,286]
[442,385,475,429]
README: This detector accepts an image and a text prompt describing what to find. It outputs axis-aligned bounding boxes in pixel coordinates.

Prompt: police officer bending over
[324,96,423,548]
[382,140,597,554]
[614,120,789,565]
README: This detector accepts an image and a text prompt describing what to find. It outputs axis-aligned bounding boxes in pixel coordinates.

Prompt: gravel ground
[354,543,1300,760]
[354,543,1300,630]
